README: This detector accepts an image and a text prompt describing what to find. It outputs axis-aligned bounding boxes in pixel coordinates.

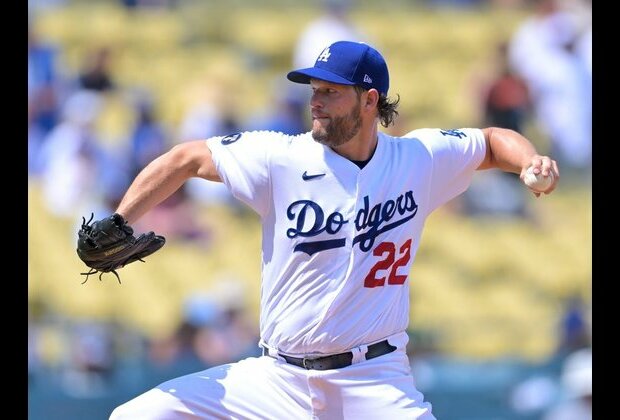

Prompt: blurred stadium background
[28,0,591,418]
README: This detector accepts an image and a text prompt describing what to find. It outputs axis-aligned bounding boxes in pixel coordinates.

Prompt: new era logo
[317,47,331,63]
[363,74,373,83]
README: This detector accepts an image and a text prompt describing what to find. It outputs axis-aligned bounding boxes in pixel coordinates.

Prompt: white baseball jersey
[206,128,486,356]
[110,129,484,419]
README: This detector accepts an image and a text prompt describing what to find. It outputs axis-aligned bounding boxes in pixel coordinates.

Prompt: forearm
[479,127,538,174]
[116,146,196,224]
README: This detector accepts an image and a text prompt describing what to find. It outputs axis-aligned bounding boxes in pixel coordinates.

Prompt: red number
[363,242,395,288]
[388,239,412,285]
[364,239,412,288]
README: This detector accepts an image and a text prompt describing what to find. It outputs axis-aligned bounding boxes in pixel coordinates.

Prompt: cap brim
[287,67,356,86]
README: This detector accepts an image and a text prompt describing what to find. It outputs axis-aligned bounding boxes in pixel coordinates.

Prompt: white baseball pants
[110,333,435,419]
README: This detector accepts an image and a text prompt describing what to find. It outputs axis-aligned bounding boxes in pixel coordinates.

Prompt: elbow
[485,127,520,137]
[481,126,533,173]
[165,142,200,177]
[479,127,511,170]
[165,140,219,181]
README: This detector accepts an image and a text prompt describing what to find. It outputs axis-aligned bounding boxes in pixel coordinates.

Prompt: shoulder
[208,130,312,149]
[402,128,483,143]
[384,128,447,152]
[396,128,485,155]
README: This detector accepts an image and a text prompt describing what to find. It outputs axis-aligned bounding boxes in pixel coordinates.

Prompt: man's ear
[364,89,380,110]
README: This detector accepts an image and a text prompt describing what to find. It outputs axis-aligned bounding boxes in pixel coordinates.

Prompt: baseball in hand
[523,166,554,192]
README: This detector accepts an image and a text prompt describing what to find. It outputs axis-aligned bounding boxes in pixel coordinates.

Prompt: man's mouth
[312,113,329,121]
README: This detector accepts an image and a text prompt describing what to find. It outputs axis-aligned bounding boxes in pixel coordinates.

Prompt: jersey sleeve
[411,128,487,212]
[205,131,275,218]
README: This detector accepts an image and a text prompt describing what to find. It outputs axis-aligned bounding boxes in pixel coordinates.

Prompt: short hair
[354,86,400,128]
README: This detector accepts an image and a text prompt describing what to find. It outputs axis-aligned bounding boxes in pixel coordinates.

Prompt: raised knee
[108,390,182,420]
[109,402,131,420]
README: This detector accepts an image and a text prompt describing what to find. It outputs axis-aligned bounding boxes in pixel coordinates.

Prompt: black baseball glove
[77,213,166,284]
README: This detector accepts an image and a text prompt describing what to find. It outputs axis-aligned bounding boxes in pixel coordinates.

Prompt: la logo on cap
[317,47,331,63]
[286,40,390,96]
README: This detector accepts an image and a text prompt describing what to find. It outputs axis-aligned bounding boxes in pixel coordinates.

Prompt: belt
[262,339,397,370]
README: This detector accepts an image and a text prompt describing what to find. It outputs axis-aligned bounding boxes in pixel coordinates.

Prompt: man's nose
[310,93,323,109]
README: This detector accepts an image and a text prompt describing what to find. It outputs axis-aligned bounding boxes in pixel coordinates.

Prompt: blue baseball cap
[287,41,389,96]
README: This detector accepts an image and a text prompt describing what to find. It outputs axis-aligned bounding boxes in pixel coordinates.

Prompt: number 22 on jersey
[364,239,413,288]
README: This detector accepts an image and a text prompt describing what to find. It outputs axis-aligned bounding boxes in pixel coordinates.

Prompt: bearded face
[311,93,362,148]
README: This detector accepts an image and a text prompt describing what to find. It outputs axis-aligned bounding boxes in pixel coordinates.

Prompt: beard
[311,102,362,148]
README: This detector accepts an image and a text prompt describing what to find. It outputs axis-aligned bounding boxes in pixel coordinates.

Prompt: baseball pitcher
[77,40,559,419]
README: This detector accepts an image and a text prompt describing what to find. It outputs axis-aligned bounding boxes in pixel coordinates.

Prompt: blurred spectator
[289,0,369,123]
[179,82,245,212]
[458,169,532,219]
[147,333,183,367]
[132,185,212,244]
[179,99,237,140]
[188,281,260,366]
[143,296,221,386]
[543,347,592,420]
[62,321,116,396]
[37,90,128,219]
[175,293,228,366]
[178,82,241,142]
[292,0,366,70]
[556,294,591,355]
[245,76,308,135]
[78,47,116,92]
[148,318,204,369]
[128,91,210,238]
[146,321,205,386]
[459,41,533,219]
[28,23,61,175]
[71,322,116,377]
[127,93,169,178]
[508,0,591,177]
[208,278,260,358]
[482,41,531,133]
[144,286,259,387]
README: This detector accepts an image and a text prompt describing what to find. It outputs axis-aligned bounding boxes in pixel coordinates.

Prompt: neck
[331,123,379,161]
